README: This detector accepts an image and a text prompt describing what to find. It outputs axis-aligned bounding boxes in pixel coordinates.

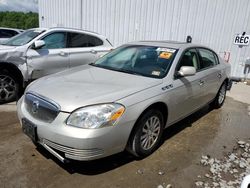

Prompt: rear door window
[87,35,103,46]
[67,32,103,48]
[198,48,218,70]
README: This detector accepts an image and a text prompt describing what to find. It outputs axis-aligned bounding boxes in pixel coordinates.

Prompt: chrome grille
[43,139,104,160]
[25,92,60,123]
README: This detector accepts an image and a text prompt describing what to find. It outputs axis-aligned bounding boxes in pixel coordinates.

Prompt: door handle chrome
[59,51,66,56]
[90,49,97,54]
[199,80,204,86]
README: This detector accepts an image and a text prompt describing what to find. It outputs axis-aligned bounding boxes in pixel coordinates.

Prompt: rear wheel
[211,82,227,109]
[127,109,164,158]
[0,70,19,104]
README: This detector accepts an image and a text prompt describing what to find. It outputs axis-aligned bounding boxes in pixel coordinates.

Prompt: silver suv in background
[0,27,113,103]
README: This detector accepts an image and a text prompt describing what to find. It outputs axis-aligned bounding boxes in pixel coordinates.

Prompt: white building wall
[39,0,250,78]
[39,0,82,28]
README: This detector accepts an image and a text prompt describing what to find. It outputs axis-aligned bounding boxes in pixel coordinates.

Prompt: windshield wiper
[89,63,105,68]
[116,68,144,76]
[90,63,144,76]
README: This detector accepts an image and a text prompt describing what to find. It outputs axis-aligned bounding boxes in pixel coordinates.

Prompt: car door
[197,48,222,104]
[169,48,205,122]
[26,31,69,79]
[67,32,108,68]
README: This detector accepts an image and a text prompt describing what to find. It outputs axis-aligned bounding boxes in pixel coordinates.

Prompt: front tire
[211,82,227,109]
[127,109,164,158]
[0,70,19,104]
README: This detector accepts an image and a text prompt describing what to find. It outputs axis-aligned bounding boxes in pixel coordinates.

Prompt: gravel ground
[196,140,250,188]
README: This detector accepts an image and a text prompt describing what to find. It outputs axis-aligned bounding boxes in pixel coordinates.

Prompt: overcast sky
[0,0,38,12]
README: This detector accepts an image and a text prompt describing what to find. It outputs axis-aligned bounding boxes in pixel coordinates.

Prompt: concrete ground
[0,83,250,188]
[227,82,250,105]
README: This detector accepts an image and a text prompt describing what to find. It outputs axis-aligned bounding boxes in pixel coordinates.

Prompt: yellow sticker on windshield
[159,52,172,59]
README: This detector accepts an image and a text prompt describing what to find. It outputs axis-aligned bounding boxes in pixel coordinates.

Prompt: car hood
[28,65,163,112]
[0,45,17,50]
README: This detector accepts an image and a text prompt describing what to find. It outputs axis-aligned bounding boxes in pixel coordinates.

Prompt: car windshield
[2,29,45,46]
[92,45,177,78]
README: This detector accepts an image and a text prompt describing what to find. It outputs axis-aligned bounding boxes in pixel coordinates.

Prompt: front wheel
[127,109,164,158]
[211,82,227,109]
[0,70,19,104]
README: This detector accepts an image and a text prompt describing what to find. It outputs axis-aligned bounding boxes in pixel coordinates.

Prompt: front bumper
[17,96,135,162]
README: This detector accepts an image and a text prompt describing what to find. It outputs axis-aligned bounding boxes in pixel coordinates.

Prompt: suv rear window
[68,32,103,48]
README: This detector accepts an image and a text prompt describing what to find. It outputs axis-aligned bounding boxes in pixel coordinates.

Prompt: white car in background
[0,27,24,43]
[0,27,113,103]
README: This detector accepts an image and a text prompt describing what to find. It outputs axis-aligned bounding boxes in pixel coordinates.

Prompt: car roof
[28,27,106,38]
[127,40,210,50]
[50,27,100,35]
[0,27,23,32]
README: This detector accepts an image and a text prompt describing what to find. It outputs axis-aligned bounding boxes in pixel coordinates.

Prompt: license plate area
[22,118,37,142]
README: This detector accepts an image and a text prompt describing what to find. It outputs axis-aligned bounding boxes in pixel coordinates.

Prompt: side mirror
[33,40,45,49]
[177,66,196,77]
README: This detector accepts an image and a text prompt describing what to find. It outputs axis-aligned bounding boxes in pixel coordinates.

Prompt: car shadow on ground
[36,105,213,175]
[162,105,212,141]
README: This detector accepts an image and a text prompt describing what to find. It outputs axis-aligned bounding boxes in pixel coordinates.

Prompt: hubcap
[218,84,226,104]
[140,116,161,150]
[0,75,16,102]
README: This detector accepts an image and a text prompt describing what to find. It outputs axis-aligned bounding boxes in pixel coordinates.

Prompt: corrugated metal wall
[39,0,82,28]
[39,0,250,78]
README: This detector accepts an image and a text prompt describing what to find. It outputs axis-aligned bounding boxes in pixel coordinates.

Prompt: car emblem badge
[32,100,39,114]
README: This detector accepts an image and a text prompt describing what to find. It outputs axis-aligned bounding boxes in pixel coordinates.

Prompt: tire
[227,79,233,90]
[127,109,164,158]
[0,69,19,104]
[211,81,227,109]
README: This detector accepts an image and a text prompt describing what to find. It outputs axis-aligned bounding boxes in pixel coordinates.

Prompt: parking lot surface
[0,83,250,188]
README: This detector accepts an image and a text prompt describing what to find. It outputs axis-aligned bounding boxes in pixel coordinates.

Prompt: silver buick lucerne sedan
[17,41,231,162]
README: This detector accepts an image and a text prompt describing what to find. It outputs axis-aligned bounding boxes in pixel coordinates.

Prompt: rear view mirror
[178,66,196,77]
[33,40,45,49]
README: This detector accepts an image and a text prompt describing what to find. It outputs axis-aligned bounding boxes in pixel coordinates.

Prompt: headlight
[66,103,125,129]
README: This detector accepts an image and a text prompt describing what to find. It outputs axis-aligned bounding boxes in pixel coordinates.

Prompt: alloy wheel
[218,84,226,105]
[0,75,16,102]
[140,116,161,150]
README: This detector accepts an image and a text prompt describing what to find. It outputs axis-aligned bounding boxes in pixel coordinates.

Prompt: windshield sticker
[159,52,172,59]
[152,71,161,76]
[156,48,176,53]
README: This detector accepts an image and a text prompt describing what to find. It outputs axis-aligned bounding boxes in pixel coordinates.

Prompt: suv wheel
[127,109,164,158]
[0,70,19,104]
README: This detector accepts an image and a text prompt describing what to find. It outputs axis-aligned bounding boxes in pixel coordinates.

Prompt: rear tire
[211,82,227,109]
[0,70,19,104]
[127,109,164,158]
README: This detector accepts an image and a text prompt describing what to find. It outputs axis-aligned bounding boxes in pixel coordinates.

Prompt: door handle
[217,73,222,78]
[59,51,66,56]
[90,49,97,54]
[199,80,204,86]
